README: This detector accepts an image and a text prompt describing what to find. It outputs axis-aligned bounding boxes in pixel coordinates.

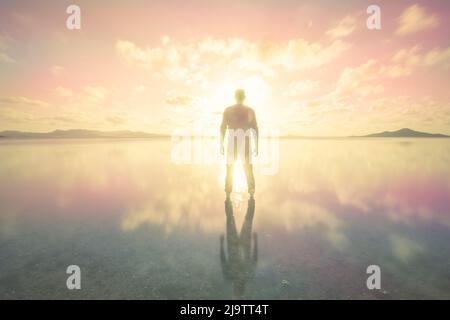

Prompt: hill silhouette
[0,129,169,139]
[360,128,449,138]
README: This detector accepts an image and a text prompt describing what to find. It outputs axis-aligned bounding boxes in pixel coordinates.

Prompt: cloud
[0,33,15,64]
[0,88,132,131]
[362,96,450,135]
[49,116,78,124]
[0,52,14,64]
[81,86,109,101]
[54,85,111,104]
[0,107,34,124]
[0,96,55,128]
[132,85,149,94]
[106,116,127,125]
[380,65,412,78]
[0,96,50,108]
[165,95,193,106]
[423,47,450,68]
[0,32,16,63]
[391,45,422,66]
[377,46,422,78]
[270,38,349,70]
[284,80,319,97]
[50,65,66,77]
[116,39,179,72]
[292,57,450,133]
[116,37,349,82]
[396,4,439,36]
[334,60,384,98]
[54,86,73,97]
[376,45,450,79]
[326,15,357,38]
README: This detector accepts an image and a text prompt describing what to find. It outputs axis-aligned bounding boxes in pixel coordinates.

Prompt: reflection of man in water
[220,89,259,199]
[220,198,257,299]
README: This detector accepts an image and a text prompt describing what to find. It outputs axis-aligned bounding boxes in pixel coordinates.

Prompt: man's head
[234,89,246,104]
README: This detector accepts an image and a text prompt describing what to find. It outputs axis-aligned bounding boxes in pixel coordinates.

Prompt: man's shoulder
[224,104,255,115]
[242,105,255,114]
[226,104,254,110]
[224,104,238,114]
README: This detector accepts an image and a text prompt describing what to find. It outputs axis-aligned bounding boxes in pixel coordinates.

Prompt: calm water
[0,138,449,299]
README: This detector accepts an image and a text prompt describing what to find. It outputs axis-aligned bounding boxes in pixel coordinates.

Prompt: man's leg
[244,136,255,197]
[225,136,237,197]
[244,162,255,196]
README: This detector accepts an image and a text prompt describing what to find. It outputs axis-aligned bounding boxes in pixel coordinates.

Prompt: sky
[0,0,449,136]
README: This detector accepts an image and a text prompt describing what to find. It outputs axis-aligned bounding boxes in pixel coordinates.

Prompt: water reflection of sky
[0,139,449,299]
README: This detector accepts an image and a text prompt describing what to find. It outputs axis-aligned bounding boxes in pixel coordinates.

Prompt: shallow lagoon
[0,138,449,299]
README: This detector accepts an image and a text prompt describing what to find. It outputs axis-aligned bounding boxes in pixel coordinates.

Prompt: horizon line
[1,127,449,139]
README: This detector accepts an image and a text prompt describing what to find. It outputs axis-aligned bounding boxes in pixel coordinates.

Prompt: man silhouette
[220,89,258,199]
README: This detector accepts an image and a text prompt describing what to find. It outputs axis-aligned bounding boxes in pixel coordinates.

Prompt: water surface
[0,138,449,299]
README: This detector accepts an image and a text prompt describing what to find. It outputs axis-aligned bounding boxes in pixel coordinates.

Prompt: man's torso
[224,104,256,130]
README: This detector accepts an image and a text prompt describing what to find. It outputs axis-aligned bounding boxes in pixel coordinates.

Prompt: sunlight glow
[232,159,248,193]
[206,76,272,119]
[218,158,248,195]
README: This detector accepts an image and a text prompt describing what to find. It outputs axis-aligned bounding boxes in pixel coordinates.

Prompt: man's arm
[220,109,227,154]
[251,109,259,155]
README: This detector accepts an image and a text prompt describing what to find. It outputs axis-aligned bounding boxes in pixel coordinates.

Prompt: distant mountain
[361,128,449,138]
[1,128,448,139]
[0,129,169,139]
